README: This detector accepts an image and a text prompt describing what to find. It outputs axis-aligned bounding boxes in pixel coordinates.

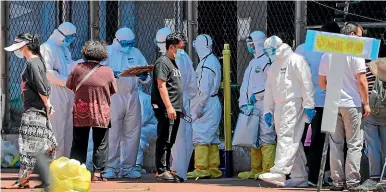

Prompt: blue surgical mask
[176,49,185,59]
[247,45,255,54]
[14,50,24,59]
[263,47,276,56]
[62,35,75,47]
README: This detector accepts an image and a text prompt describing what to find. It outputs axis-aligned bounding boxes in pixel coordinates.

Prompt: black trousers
[154,108,181,174]
[302,107,330,184]
[70,127,109,173]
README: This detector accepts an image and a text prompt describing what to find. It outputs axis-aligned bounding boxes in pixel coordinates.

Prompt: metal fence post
[187,1,197,68]
[0,1,9,130]
[90,1,100,40]
[222,43,233,178]
[295,1,307,47]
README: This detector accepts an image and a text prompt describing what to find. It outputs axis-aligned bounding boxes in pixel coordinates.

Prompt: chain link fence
[2,1,385,138]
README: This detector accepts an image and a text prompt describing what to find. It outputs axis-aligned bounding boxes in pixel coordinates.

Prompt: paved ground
[1,169,324,192]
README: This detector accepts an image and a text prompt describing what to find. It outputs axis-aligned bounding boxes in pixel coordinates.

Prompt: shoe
[351,179,377,192]
[170,170,185,182]
[330,185,345,191]
[285,179,308,188]
[120,168,142,179]
[6,179,30,189]
[133,165,147,174]
[102,168,120,179]
[187,145,211,179]
[258,173,286,187]
[208,144,222,178]
[156,171,177,182]
[375,180,386,192]
[238,148,263,179]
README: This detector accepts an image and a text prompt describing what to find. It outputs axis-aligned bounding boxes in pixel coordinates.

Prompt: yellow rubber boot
[208,144,222,178]
[238,148,263,179]
[187,145,210,179]
[254,144,276,179]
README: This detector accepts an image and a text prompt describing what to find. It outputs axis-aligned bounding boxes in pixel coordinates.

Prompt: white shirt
[295,43,325,107]
[318,53,366,107]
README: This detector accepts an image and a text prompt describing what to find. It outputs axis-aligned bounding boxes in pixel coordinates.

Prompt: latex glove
[304,108,316,123]
[264,113,273,128]
[249,94,257,104]
[113,71,121,79]
[137,73,149,81]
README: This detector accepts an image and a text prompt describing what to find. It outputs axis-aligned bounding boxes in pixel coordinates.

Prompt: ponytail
[17,33,46,70]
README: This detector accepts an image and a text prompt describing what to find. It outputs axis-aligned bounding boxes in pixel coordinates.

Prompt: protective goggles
[153,38,166,45]
[263,47,276,56]
[58,29,76,42]
[118,39,136,48]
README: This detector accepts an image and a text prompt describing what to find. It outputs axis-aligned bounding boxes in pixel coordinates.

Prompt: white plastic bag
[232,105,260,148]
[1,139,20,168]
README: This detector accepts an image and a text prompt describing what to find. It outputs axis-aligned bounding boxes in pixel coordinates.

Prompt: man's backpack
[369,78,386,118]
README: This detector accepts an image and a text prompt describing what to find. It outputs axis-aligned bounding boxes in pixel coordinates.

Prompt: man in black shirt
[151,33,184,182]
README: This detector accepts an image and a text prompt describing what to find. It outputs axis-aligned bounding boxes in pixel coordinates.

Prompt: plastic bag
[1,139,20,168]
[50,157,91,192]
[232,105,260,148]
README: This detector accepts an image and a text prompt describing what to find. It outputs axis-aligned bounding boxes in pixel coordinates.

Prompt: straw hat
[368,58,386,82]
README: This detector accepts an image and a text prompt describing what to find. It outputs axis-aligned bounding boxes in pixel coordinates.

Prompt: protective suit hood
[112,27,135,52]
[275,43,293,60]
[264,36,291,63]
[156,27,172,54]
[48,22,76,46]
[194,34,213,60]
[249,31,267,58]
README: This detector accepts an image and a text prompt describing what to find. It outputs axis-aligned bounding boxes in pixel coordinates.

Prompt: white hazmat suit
[135,88,158,173]
[187,34,222,179]
[258,36,315,187]
[154,28,198,181]
[40,22,76,158]
[236,31,276,180]
[103,27,150,179]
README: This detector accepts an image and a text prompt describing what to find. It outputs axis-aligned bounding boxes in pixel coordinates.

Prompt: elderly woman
[4,33,56,190]
[67,40,117,182]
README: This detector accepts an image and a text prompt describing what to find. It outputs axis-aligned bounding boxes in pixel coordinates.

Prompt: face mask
[175,49,185,59]
[62,35,75,47]
[14,50,24,58]
[247,45,255,54]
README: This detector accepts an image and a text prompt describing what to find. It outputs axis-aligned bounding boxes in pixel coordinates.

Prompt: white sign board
[304,30,380,133]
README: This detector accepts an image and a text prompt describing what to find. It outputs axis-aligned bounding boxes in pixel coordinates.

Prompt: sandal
[92,173,107,182]
[170,170,185,182]
[6,180,30,189]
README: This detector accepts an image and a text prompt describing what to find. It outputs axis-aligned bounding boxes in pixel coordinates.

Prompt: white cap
[4,37,28,52]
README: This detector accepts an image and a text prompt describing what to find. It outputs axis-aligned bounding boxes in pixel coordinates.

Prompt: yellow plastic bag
[50,157,91,192]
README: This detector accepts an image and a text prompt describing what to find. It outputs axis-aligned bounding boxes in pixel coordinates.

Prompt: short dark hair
[166,32,186,50]
[341,22,364,35]
[17,33,41,56]
[81,40,108,61]
[320,21,340,33]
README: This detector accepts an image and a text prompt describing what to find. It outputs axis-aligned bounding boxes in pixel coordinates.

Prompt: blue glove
[249,94,257,104]
[264,113,273,128]
[137,73,149,81]
[113,71,121,79]
[304,108,316,122]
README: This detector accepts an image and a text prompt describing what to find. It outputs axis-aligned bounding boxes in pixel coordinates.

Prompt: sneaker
[120,168,142,179]
[351,179,377,192]
[330,185,344,191]
[156,171,177,182]
[375,180,386,192]
[285,179,308,187]
[258,173,286,187]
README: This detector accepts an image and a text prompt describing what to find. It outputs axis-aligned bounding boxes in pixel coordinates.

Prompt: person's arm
[40,44,67,86]
[263,69,274,114]
[353,58,370,117]
[318,53,329,90]
[294,56,315,109]
[357,72,369,105]
[157,78,173,109]
[239,64,250,108]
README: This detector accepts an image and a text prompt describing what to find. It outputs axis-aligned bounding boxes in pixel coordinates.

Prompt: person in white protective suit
[258,36,316,187]
[102,27,151,179]
[187,34,222,179]
[236,31,276,180]
[153,28,198,181]
[134,87,158,174]
[40,22,76,158]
